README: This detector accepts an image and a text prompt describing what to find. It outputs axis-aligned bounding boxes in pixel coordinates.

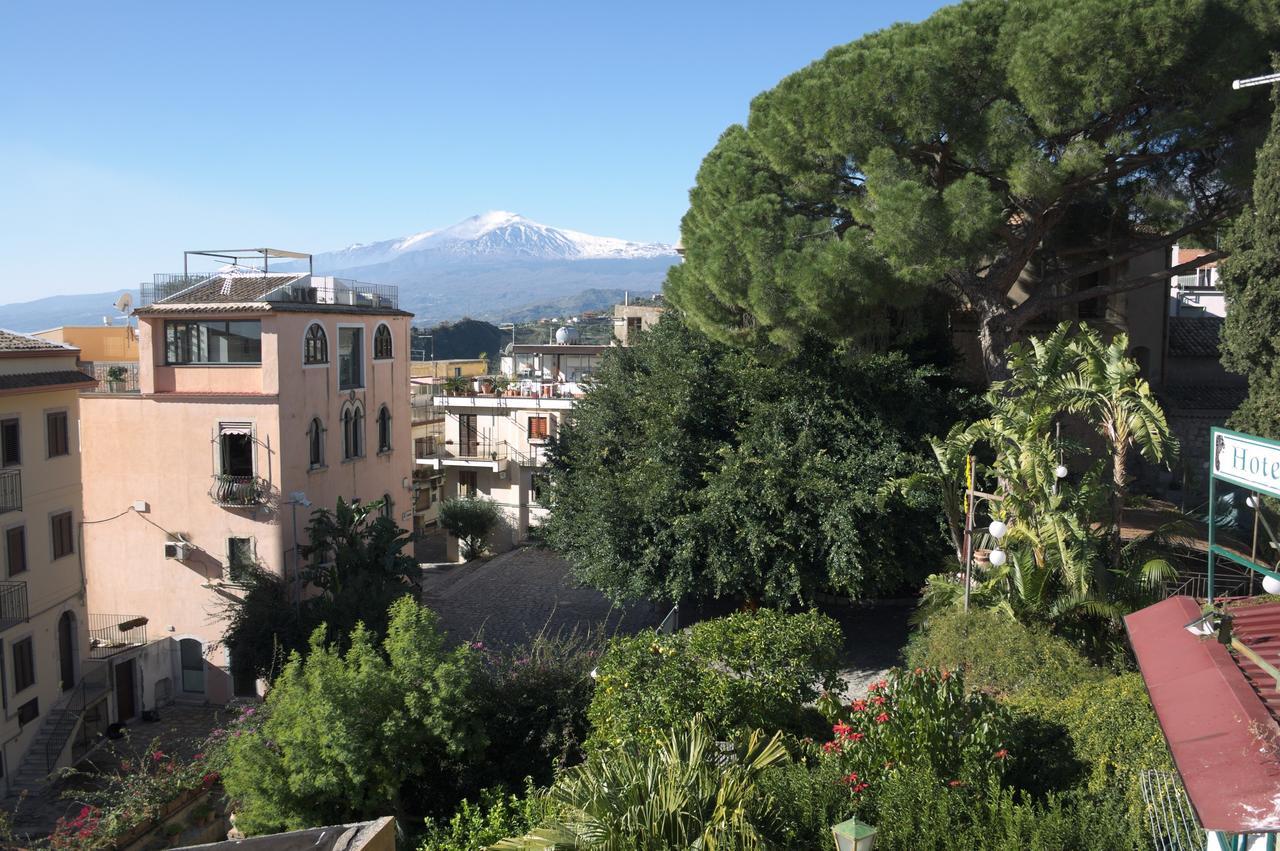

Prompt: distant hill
[411,320,506,361]
[0,290,136,333]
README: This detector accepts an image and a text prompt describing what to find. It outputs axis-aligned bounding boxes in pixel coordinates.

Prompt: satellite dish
[114,293,134,314]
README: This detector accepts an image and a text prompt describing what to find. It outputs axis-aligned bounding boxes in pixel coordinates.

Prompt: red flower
[875,712,889,724]
[851,782,870,793]
[994,749,1009,760]
[151,750,165,762]
[193,752,205,761]
[872,695,887,706]
[850,699,868,712]
[832,721,853,739]
[848,732,864,743]
[948,780,965,787]
[842,772,860,786]
[913,667,923,675]
[822,739,843,754]
[202,771,221,788]
[941,668,951,680]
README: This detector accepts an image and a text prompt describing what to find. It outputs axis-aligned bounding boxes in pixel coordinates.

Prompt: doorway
[57,611,77,692]
[180,638,205,694]
[115,659,136,721]
[459,414,478,457]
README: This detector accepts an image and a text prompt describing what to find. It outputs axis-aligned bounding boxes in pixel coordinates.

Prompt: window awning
[218,422,253,436]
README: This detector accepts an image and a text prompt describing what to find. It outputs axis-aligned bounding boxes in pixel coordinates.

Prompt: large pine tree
[668,0,1278,380]
[1221,74,1280,440]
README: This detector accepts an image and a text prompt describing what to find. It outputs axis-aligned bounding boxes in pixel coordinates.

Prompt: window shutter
[1,420,18,467]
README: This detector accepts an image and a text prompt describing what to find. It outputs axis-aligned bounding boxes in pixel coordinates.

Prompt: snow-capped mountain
[312,211,676,270]
[0,213,679,331]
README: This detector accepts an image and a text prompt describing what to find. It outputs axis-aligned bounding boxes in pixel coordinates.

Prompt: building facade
[80,261,412,706]
[0,331,96,793]
[32,325,141,393]
[424,338,608,559]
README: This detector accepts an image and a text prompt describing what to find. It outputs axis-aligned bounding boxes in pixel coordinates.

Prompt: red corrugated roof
[1227,601,1280,726]
[1125,596,1280,832]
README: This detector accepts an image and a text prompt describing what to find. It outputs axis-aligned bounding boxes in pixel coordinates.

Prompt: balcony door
[180,638,205,694]
[459,414,479,457]
[219,432,254,477]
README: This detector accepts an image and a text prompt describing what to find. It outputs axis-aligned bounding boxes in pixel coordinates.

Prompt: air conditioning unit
[164,541,190,561]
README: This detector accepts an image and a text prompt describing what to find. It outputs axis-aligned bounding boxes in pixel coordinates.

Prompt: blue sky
[0,1,948,302]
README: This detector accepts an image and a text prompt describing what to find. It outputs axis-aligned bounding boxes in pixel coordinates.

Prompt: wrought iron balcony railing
[88,614,148,659]
[0,469,19,514]
[210,474,268,507]
[0,581,27,631]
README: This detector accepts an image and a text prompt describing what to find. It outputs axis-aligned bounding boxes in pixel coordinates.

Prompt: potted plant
[445,375,469,396]
[492,375,511,397]
[106,365,127,392]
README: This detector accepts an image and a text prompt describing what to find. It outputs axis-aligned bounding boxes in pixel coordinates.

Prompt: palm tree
[494,717,787,850]
[1057,326,1177,561]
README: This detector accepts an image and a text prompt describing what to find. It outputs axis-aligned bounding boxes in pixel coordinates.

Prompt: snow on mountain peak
[313,212,675,270]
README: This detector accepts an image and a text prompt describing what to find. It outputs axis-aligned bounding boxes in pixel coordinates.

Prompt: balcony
[89,614,148,659]
[0,582,28,631]
[0,469,19,514]
[210,474,269,507]
[87,361,140,394]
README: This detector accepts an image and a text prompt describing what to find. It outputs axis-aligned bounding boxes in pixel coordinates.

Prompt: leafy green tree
[668,0,1277,379]
[218,497,418,682]
[1222,75,1280,439]
[587,610,842,750]
[541,314,960,605]
[301,497,420,643]
[495,717,788,851]
[220,598,482,835]
[439,496,504,559]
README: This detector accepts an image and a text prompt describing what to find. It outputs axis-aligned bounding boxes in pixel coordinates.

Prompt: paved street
[419,547,665,647]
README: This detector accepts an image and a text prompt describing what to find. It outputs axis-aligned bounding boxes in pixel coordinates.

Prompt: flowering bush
[49,745,217,849]
[816,667,1012,805]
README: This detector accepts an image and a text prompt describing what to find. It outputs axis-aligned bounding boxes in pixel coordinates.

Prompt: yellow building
[0,330,98,793]
[32,325,140,392]
[409,358,487,381]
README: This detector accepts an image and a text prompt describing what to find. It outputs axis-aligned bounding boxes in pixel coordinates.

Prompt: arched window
[373,324,393,360]
[381,492,393,519]
[308,417,324,468]
[342,402,364,460]
[377,405,392,453]
[304,323,328,364]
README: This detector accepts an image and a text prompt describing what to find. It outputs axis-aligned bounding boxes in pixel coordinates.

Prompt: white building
[1169,244,1225,317]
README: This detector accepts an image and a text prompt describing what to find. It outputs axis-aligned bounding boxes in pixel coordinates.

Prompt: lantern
[832,817,877,851]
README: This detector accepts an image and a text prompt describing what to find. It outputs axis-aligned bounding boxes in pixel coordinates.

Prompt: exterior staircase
[9,661,111,792]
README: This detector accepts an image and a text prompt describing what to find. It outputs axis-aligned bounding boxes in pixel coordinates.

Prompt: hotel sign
[1212,427,1280,499]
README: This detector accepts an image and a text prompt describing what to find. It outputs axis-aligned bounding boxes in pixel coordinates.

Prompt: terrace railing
[0,469,20,514]
[88,614,148,659]
[0,581,28,631]
[210,474,269,507]
[139,274,214,306]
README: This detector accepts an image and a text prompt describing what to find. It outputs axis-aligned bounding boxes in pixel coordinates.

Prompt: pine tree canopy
[668,0,1279,379]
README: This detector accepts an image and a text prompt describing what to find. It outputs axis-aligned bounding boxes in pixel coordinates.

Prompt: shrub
[905,609,1105,700]
[469,629,601,790]
[419,782,548,851]
[817,668,1013,803]
[587,609,842,749]
[868,767,1137,851]
[219,599,483,835]
[440,497,503,559]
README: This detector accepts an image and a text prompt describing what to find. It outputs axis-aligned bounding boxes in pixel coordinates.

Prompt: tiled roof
[0,370,95,391]
[1168,316,1223,358]
[1159,383,1248,412]
[157,274,303,304]
[134,303,273,315]
[0,329,75,352]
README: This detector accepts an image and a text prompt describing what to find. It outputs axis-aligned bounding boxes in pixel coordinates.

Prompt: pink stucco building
[80,255,412,707]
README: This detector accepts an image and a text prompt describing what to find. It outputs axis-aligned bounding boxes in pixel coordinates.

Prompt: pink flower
[151,750,165,762]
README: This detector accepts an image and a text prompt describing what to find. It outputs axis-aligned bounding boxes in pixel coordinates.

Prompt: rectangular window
[51,512,74,560]
[45,411,69,458]
[627,316,642,335]
[528,416,549,440]
[459,470,478,498]
[338,327,364,390]
[5,527,25,577]
[13,638,34,693]
[227,537,254,584]
[0,419,18,467]
[16,698,37,727]
[218,427,255,476]
[165,320,262,365]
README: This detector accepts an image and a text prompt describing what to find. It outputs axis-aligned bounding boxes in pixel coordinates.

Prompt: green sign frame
[1208,427,1280,600]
